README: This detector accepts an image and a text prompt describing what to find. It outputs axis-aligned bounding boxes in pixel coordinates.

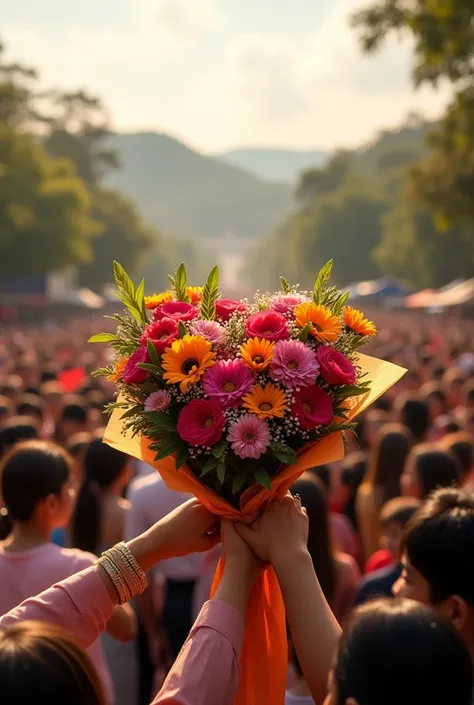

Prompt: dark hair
[373,396,391,412]
[40,368,58,383]
[0,441,72,539]
[66,432,92,459]
[71,439,129,553]
[422,382,448,417]
[61,403,88,425]
[0,395,12,419]
[291,474,335,603]
[410,445,461,499]
[366,424,414,505]
[0,621,106,705]
[340,451,368,531]
[404,488,474,605]
[380,497,421,528]
[17,394,45,422]
[397,395,430,441]
[465,380,474,403]
[444,433,473,477]
[334,598,473,705]
[307,464,330,492]
[0,417,39,459]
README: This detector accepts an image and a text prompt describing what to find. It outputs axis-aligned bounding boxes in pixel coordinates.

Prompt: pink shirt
[0,566,244,705]
[0,543,113,701]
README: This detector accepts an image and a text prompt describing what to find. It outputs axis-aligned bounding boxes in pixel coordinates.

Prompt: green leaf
[216,457,226,485]
[144,411,177,431]
[175,443,188,470]
[332,291,350,316]
[312,259,333,305]
[200,456,218,476]
[91,367,114,378]
[175,263,188,302]
[271,443,298,466]
[154,438,180,462]
[212,440,228,459]
[88,333,118,343]
[135,278,148,322]
[114,261,136,301]
[253,466,272,492]
[336,384,370,401]
[200,265,220,320]
[178,321,187,338]
[146,338,162,368]
[120,404,144,420]
[136,362,162,375]
[232,472,247,495]
[280,276,291,294]
[113,262,148,325]
[297,322,312,342]
[333,406,350,420]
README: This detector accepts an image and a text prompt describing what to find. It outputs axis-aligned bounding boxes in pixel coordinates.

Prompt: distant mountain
[104,133,293,240]
[215,148,328,183]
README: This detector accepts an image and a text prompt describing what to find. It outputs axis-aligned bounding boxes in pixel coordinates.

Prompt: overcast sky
[1,0,449,153]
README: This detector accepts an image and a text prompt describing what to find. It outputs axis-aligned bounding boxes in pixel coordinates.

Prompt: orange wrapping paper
[104,353,405,705]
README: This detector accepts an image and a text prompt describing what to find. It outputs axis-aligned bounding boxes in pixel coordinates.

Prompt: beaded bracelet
[97,542,148,604]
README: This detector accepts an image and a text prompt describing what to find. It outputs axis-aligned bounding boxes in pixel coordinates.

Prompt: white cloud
[147,0,221,47]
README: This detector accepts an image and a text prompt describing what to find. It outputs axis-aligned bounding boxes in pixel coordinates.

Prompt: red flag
[58,367,86,393]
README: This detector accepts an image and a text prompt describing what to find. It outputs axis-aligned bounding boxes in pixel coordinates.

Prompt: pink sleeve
[0,566,115,648]
[153,600,244,705]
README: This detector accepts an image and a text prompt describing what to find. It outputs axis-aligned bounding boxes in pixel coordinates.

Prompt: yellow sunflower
[107,356,128,382]
[243,382,287,420]
[144,291,173,310]
[294,302,342,343]
[343,306,377,336]
[240,337,275,371]
[162,335,216,393]
[186,286,203,304]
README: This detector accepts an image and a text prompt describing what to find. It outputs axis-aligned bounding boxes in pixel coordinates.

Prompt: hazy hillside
[216,147,327,183]
[104,133,293,240]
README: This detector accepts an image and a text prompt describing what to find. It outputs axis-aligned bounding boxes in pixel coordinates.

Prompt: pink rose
[291,386,333,429]
[154,301,199,322]
[177,399,226,447]
[123,347,151,385]
[317,347,356,386]
[245,311,289,342]
[215,299,248,322]
[140,318,179,354]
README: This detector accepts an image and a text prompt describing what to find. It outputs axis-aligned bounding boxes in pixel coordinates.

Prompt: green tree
[295,151,351,207]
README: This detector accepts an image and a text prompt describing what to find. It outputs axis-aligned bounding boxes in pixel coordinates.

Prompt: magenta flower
[190,319,225,345]
[227,415,271,459]
[270,340,320,389]
[270,294,305,315]
[144,390,171,412]
[123,347,150,384]
[245,311,289,342]
[202,359,254,408]
[153,301,199,323]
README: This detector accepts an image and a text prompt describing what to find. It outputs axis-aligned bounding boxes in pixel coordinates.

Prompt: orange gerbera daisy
[294,302,342,342]
[107,356,128,382]
[145,291,173,310]
[186,286,203,304]
[240,338,275,371]
[162,335,216,393]
[343,306,377,336]
[243,382,287,420]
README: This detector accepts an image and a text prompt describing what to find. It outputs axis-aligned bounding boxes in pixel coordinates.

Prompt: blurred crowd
[0,309,473,705]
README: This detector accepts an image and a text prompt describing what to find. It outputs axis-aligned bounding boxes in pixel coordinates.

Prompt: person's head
[291,473,335,603]
[431,413,461,440]
[307,465,330,494]
[464,380,474,410]
[444,369,466,409]
[395,394,430,442]
[58,403,88,442]
[465,411,474,436]
[394,488,474,652]
[0,440,76,540]
[0,375,23,402]
[0,395,12,423]
[421,382,448,422]
[16,394,45,424]
[0,416,39,459]
[443,432,474,483]
[41,381,64,423]
[14,358,37,389]
[401,445,461,500]
[363,410,389,449]
[325,598,473,705]
[379,497,421,560]
[365,424,413,505]
[71,439,132,554]
[0,621,106,705]
[336,452,368,530]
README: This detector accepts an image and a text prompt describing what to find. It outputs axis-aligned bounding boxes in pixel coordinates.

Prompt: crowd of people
[0,307,473,705]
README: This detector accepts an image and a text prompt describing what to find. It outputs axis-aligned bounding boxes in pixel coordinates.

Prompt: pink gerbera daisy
[190,319,225,345]
[144,390,172,412]
[227,415,271,459]
[202,359,254,408]
[270,340,319,389]
[270,294,305,315]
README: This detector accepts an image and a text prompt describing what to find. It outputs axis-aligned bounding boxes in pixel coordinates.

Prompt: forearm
[275,550,341,705]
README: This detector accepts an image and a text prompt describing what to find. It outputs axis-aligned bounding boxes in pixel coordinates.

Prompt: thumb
[235,521,255,546]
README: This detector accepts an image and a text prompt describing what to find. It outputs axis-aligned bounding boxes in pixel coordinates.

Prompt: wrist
[272,546,311,576]
[127,527,164,573]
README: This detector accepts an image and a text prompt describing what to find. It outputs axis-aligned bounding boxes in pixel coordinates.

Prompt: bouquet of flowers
[93,261,404,705]
[92,260,379,502]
